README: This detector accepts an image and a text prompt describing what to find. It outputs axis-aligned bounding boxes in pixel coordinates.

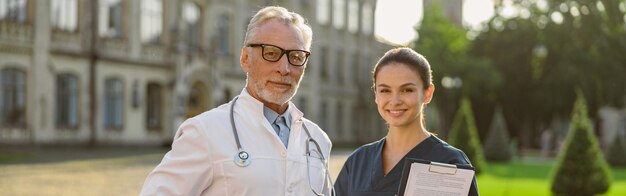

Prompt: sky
[375,0,495,45]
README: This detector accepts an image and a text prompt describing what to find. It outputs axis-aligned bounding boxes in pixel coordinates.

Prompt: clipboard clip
[427,162,458,175]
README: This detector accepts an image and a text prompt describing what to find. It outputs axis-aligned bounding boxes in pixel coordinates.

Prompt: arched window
[186,82,207,118]
[140,0,162,43]
[104,78,123,129]
[146,82,161,131]
[56,73,79,129]
[51,0,77,31]
[0,68,26,127]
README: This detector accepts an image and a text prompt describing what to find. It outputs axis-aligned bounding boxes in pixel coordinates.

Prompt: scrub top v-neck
[334,135,479,196]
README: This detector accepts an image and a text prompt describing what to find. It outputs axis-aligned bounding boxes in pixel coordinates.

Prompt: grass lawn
[478,161,626,196]
[0,147,168,196]
[2,148,625,195]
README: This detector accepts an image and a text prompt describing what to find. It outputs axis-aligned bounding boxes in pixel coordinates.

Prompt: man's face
[240,20,308,110]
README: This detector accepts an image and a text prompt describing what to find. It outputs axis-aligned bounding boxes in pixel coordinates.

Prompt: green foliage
[608,135,626,167]
[471,0,626,148]
[413,2,502,100]
[550,91,612,196]
[448,97,487,174]
[483,107,511,162]
[413,2,502,139]
[477,161,626,196]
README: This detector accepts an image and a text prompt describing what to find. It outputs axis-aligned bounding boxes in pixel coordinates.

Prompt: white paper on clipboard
[399,159,475,196]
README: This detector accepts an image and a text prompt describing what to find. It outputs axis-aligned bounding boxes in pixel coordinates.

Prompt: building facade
[0,0,391,146]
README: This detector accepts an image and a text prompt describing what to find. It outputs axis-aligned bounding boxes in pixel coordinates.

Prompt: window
[223,88,231,104]
[320,101,328,130]
[332,0,345,29]
[56,74,78,129]
[185,82,207,118]
[347,0,359,33]
[361,2,373,35]
[336,49,343,84]
[0,68,26,127]
[0,0,27,23]
[320,46,329,81]
[336,104,343,137]
[140,0,162,43]
[104,78,123,129]
[300,0,311,8]
[99,0,123,38]
[352,52,359,84]
[316,0,329,25]
[298,97,307,114]
[146,83,161,130]
[51,0,77,31]
[183,2,200,50]
[217,13,230,55]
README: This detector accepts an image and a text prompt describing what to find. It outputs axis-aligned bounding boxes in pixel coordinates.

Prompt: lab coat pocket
[220,158,282,195]
[304,147,327,194]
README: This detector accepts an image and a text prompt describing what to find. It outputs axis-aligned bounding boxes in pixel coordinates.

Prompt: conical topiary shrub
[483,107,511,162]
[448,97,486,174]
[607,135,626,167]
[550,91,612,196]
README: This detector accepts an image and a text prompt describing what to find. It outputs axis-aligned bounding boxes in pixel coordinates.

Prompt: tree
[550,91,611,196]
[448,98,487,174]
[607,135,626,167]
[483,107,511,162]
[413,2,502,139]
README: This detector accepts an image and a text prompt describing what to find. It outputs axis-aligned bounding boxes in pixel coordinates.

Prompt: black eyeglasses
[247,43,311,66]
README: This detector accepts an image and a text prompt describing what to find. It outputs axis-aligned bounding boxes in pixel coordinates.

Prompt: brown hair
[372,47,432,90]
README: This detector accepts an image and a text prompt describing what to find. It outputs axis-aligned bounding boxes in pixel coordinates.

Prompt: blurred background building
[0,0,394,146]
[3,0,622,150]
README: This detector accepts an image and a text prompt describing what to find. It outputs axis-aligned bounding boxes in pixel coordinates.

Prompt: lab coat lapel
[234,90,291,150]
[286,102,305,153]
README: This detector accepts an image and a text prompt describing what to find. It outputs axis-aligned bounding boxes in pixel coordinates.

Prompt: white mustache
[269,77,292,84]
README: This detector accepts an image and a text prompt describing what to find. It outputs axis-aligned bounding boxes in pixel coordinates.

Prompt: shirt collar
[239,88,296,128]
[263,106,292,129]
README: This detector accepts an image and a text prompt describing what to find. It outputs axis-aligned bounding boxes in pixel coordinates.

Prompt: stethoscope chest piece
[234,150,251,167]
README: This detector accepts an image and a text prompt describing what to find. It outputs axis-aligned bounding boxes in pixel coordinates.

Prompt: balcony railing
[0,22,32,43]
[51,30,82,52]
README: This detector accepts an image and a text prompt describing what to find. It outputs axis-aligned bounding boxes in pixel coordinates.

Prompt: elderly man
[140,6,332,196]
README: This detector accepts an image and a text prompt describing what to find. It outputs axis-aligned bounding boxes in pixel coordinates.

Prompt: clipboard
[397,158,475,196]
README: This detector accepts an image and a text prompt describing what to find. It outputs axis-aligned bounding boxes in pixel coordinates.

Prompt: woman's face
[374,62,434,128]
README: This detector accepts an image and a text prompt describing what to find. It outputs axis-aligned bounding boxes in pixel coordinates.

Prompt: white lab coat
[140,89,332,196]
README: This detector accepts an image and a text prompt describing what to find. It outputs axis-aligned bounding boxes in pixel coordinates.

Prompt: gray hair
[243,6,313,50]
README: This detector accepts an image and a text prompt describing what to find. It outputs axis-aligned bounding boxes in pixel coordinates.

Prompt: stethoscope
[229,96,335,195]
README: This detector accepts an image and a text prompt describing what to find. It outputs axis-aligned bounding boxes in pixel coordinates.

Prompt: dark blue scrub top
[334,135,479,196]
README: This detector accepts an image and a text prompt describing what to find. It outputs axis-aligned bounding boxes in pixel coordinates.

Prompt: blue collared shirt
[262,106,291,142]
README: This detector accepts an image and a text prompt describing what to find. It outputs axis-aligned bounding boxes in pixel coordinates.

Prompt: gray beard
[254,81,297,105]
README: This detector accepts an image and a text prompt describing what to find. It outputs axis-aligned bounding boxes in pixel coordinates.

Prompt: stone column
[31,0,52,143]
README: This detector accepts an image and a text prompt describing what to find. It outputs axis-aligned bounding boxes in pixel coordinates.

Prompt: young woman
[334,48,479,196]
